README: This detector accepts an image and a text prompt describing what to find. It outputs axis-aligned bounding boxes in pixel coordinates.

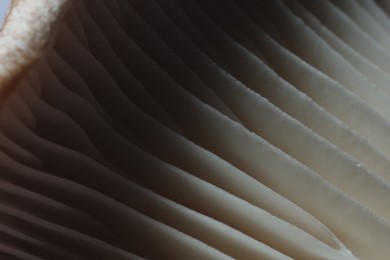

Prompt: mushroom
[0,0,390,259]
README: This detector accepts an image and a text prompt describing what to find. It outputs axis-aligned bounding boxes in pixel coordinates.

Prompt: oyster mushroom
[0,0,390,259]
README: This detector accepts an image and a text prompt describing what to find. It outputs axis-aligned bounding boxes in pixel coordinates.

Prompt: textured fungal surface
[1,0,390,259]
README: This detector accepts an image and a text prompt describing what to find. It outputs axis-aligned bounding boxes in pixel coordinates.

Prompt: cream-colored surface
[0,0,69,100]
[1,0,390,259]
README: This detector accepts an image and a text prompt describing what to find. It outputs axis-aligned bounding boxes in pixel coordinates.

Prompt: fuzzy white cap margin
[0,0,70,102]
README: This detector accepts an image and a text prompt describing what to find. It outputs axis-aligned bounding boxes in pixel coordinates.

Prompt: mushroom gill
[0,0,390,259]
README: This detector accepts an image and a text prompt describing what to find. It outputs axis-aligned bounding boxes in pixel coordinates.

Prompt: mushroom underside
[1,0,390,259]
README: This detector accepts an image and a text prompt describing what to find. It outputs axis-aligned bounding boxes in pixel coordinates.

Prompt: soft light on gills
[1,0,390,259]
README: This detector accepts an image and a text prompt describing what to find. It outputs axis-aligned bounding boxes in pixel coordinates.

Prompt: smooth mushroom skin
[2,0,390,259]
